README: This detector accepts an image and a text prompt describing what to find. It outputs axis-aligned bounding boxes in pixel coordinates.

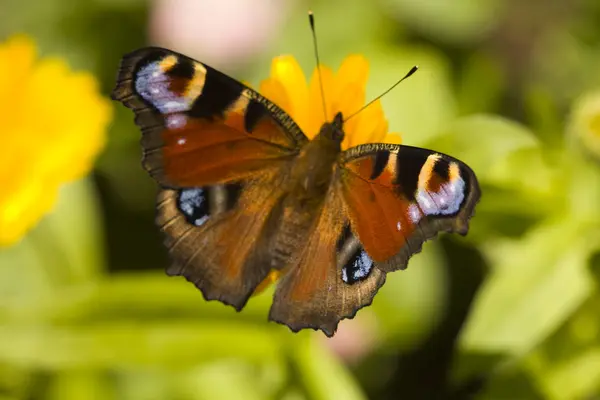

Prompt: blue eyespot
[178,188,209,227]
[342,249,374,284]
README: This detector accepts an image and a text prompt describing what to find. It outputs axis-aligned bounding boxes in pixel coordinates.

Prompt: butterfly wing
[339,143,480,272]
[156,169,287,309]
[268,143,479,336]
[111,47,308,188]
[269,185,386,337]
[112,47,306,309]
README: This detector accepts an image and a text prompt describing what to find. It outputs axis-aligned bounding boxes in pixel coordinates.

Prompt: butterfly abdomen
[269,202,321,270]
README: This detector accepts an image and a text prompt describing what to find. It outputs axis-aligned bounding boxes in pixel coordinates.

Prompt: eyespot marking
[342,250,374,284]
[178,188,210,227]
[136,60,194,114]
[415,160,466,217]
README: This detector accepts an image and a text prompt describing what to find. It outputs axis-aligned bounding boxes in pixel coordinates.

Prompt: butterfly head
[318,111,345,144]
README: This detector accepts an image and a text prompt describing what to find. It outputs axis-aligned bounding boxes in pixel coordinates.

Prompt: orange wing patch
[340,172,415,262]
[160,116,289,187]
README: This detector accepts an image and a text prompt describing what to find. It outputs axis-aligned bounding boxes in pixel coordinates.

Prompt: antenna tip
[403,65,418,80]
[308,10,315,27]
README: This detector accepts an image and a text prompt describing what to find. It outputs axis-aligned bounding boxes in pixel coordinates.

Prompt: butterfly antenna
[309,10,328,121]
[344,65,419,122]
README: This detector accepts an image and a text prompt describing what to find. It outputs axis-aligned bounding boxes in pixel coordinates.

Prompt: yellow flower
[259,54,402,150]
[569,90,600,159]
[0,35,112,246]
[253,55,401,295]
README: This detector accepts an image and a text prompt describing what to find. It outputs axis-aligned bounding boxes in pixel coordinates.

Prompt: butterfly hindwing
[111,47,308,188]
[156,168,288,310]
[269,186,386,336]
[339,143,480,272]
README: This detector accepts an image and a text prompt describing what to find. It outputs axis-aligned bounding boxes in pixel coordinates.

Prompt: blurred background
[2,0,600,399]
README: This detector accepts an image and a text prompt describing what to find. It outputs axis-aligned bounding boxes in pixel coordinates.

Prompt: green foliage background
[2,0,600,398]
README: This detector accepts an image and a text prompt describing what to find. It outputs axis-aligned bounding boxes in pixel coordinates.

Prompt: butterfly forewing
[338,143,480,271]
[111,47,308,188]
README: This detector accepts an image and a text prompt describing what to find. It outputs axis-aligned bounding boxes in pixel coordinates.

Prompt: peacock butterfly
[111,22,480,336]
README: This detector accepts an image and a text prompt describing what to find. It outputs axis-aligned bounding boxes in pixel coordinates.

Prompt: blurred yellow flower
[259,54,402,150]
[0,35,112,246]
[569,90,600,159]
[253,54,401,295]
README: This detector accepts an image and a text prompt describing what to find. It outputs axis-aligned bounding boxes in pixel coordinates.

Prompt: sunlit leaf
[46,370,114,400]
[179,361,278,400]
[525,345,600,400]
[0,322,285,369]
[0,179,104,314]
[425,114,540,182]
[460,218,595,355]
[370,241,446,347]
[380,0,502,44]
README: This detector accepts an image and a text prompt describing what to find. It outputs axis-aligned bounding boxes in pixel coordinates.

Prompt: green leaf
[178,361,282,400]
[474,362,545,399]
[0,179,104,314]
[514,293,600,399]
[0,322,285,369]
[425,114,540,182]
[563,155,600,224]
[0,270,277,328]
[538,348,600,399]
[369,241,447,347]
[45,178,105,283]
[46,370,115,400]
[380,0,502,44]
[460,218,595,356]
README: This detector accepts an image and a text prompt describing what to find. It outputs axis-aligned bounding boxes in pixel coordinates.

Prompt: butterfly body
[112,47,481,336]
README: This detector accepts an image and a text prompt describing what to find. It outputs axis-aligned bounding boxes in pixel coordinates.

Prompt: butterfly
[111,47,481,337]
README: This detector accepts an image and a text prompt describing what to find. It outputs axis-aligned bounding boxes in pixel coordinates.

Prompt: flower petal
[260,77,292,118]
[267,55,310,133]
[0,35,35,104]
[344,99,388,149]
[0,35,111,247]
[381,132,403,145]
[335,54,369,98]
[258,53,396,152]
[308,65,335,137]
[332,83,365,124]
[253,270,280,295]
[332,55,369,142]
